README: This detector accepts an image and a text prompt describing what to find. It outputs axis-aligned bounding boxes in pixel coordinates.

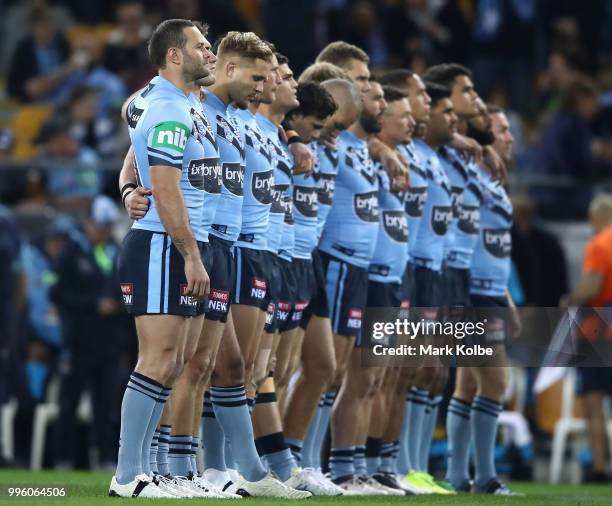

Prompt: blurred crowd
[0,0,611,475]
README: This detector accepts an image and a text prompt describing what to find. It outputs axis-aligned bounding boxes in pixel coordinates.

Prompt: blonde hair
[299,62,349,83]
[216,31,273,62]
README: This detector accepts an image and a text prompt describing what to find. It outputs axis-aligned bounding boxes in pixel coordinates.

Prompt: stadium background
[0,0,611,489]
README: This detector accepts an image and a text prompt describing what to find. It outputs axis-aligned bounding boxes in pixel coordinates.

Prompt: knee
[214,353,245,385]
[415,367,437,389]
[303,354,336,386]
[185,351,215,385]
[477,369,508,400]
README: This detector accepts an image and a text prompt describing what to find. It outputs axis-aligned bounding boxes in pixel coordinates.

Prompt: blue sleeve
[143,100,192,170]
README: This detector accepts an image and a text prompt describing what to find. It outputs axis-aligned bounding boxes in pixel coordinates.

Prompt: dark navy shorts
[276,257,298,333]
[205,235,235,322]
[412,265,442,322]
[470,294,508,345]
[233,246,270,310]
[300,248,330,329]
[320,251,368,339]
[401,261,414,307]
[359,280,405,347]
[117,229,211,317]
[442,266,471,322]
[577,368,612,394]
[264,252,282,333]
[283,257,314,331]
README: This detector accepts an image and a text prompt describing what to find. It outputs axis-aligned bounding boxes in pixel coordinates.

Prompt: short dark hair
[288,82,338,119]
[316,41,369,69]
[379,69,414,89]
[423,63,472,89]
[148,19,200,69]
[382,85,407,104]
[275,52,288,65]
[425,82,451,106]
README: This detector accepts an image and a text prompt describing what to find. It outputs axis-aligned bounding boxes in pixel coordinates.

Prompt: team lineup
[110,17,520,499]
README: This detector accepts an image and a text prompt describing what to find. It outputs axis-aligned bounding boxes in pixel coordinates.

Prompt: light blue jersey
[398,142,428,259]
[319,130,379,268]
[470,167,513,297]
[314,142,340,240]
[410,138,452,272]
[445,154,483,270]
[256,113,292,255]
[231,108,274,250]
[127,76,207,235]
[292,142,320,259]
[368,165,408,283]
[187,93,221,242]
[205,91,245,243]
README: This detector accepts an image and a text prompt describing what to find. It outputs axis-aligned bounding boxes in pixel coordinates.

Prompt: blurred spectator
[384,0,471,68]
[58,85,125,159]
[535,76,612,219]
[21,219,73,402]
[103,0,153,93]
[35,116,101,213]
[470,0,537,112]
[0,129,15,159]
[6,6,74,104]
[511,194,568,306]
[565,193,612,483]
[535,49,584,117]
[50,196,126,470]
[341,0,389,67]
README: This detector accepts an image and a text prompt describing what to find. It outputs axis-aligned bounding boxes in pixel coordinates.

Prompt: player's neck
[377,132,398,150]
[248,102,260,114]
[259,104,285,126]
[425,132,442,150]
[158,68,191,96]
[350,120,368,140]
[207,83,232,107]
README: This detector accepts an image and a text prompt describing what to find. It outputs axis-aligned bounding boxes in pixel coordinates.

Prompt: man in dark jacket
[51,196,128,469]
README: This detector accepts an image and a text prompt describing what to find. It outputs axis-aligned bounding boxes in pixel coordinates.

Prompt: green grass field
[0,471,611,505]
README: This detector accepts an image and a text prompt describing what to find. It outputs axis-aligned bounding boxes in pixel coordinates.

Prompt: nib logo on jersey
[294,186,318,217]
[179,284,198,307]
[431,205,453,235]
[347,308,362,329]
[251,278,267,300]
[458,205,480,235]
[120,283,133,305]
[404,187,427,217]
[222,162,244,196]
[153,122,189,151]
[252,170,274,204]
[354,191,379,222]
[483,228,511,258]
[208,289,229,314]
[316,174,336,206]
[188,157,222,193]
[382,210,408,242]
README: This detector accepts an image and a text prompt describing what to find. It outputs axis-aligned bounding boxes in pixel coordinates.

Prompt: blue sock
[201,390,226,471]
[310,391,336,470]
[300,394,324,468]
[210,385,267,482]
[354,445,366,476]
[285,437,303,465]
[116,372,164,484]
[142,386,170,476]
[419,395,442,472]
[365,437,382,475]
[379,441,394,473]
[150,430,159,474]
[406,387,429,472]
[256,432,296,481]
[224,438,235,469]
[445,397,472,487]
[330,446,355,482]
[397,395,411,474]
[169,434,193,477]
[191,436,200,475]
[471,396,502,487]
[392,440,400,473]
[157,425,171,476]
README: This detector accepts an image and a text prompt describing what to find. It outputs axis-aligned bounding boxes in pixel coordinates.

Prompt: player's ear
[226,61,236,79]
[167,46,182,67]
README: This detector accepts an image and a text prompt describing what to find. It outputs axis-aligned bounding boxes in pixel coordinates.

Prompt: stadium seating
[10,104,52,159]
